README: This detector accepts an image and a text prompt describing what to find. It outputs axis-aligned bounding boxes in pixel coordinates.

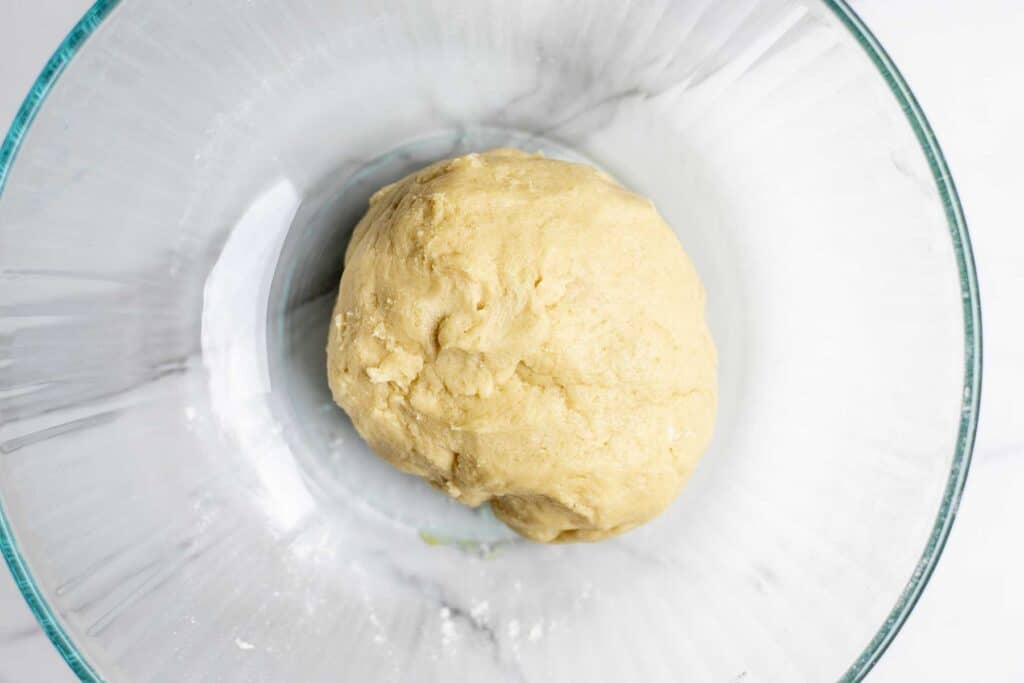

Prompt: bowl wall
[0,1,979,681]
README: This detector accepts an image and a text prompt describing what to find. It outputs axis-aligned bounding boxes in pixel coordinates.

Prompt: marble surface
[1,1,1022,681]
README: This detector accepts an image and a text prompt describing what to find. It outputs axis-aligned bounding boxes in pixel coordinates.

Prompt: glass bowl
[0,1,980,681]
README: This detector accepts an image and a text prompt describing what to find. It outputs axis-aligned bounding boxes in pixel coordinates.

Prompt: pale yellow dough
[326,149,716,542]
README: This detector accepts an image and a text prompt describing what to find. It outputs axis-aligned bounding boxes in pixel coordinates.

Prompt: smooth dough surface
[327,149,716,542]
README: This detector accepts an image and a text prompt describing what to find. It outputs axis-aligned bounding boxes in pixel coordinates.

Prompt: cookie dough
[327,149,716,542]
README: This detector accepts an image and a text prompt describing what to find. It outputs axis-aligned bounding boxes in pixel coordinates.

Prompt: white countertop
[1,1,1022,680]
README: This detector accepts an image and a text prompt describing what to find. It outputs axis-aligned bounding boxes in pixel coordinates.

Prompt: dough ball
[327,149,716,542]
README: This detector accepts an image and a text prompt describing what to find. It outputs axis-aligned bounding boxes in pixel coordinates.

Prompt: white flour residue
[201,178,313,531]
[507,619,520,639]
[469,600,490,626]
[439,606,459,650]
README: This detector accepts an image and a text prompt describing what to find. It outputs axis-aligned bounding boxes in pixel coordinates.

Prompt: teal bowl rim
[0,1,982,681]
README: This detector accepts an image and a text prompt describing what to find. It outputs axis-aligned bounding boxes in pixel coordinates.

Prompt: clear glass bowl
[0,1,981,681]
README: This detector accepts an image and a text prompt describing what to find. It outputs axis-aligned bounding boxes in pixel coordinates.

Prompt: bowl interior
[0,1,978,681]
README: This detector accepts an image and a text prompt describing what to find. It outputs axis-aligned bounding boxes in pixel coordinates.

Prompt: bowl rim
[0,1,982,681]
